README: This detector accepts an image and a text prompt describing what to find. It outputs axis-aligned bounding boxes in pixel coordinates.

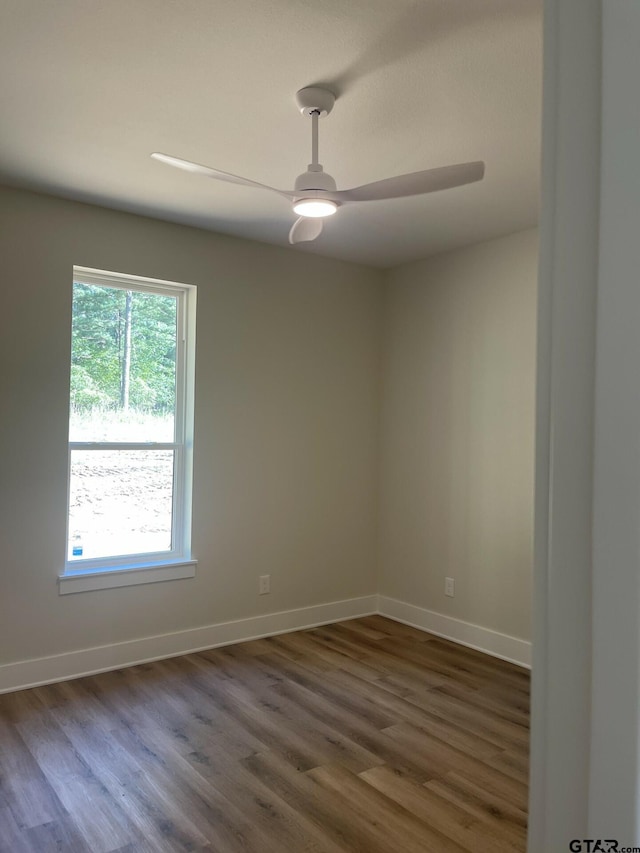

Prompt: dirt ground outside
[67,410,175,561]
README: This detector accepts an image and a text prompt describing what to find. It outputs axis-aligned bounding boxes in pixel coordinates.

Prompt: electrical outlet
[445,577,455,597]
[259,574,270,595]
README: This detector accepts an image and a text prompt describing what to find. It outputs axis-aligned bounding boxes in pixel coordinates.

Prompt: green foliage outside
[71,283,177,413]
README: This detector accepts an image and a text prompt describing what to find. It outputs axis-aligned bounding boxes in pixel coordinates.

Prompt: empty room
[4,1,632,851]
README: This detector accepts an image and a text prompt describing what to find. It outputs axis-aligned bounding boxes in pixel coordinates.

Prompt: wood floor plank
[332,618,391,641]
[176,656,383,775]
[377,676,530,751]
[174,662,333,773]
[115,658,267,763]
[181,745,350,853]
[0,689,47,725]
[0,616,529,852]
[257,650,395,729]
[436,679,530,727]
[0,718,68,831]
[356,614,436,642]
[379,635,527,691]
[274,630,388,682]
[48,696,214,852]
[481,748,530,785]
[260,632,334,668]
[76,669,297,852]
[308,627,456,689]
[308,763,469,853]
[0,806,31,853]
[244,749,452,853]
[260,661,395,750]
[101,666,350,852]
[243,749,393,853]
[381,721,529,810]
[108,718,263,852]
[426,773,528,835]
[323,666,465,732]
[24,818,98,853]
[14,713,138,852]
[360,764,525,853]
[383,704,512,761]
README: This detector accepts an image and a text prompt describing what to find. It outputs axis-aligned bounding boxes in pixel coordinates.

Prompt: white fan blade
[151,153,295,199]
[289,217,323,244]
[330,161,485,203]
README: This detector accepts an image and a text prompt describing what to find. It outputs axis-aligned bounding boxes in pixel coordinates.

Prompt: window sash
[67,444,183,567]
[69,442,178,451]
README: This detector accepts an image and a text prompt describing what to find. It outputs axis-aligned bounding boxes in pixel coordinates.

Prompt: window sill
[58,560,197,595]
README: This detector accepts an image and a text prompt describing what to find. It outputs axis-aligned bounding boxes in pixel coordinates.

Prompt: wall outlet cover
[259,574,271,595]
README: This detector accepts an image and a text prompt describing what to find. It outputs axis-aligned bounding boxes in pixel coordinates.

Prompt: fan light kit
[293,199,337,217]
[151,86,485,245]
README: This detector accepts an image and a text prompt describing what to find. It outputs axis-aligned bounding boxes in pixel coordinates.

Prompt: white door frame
[531,0,640,847]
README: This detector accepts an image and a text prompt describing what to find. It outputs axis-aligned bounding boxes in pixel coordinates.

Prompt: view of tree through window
[67,278,184,564]
[70,284,177,427]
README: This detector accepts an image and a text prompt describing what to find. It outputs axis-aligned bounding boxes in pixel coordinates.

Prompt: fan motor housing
[294,166,337,193]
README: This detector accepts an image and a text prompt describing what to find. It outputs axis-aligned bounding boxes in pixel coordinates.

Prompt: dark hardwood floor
[0,616,529,852]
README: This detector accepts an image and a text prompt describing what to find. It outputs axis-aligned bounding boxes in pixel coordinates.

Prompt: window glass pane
[68,450,174,561]
[69,283,177,442]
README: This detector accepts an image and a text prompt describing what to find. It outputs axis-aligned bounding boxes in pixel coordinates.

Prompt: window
[59,267,196,594]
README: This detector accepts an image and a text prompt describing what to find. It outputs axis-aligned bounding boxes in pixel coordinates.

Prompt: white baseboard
[378,595,531,669]
[0,593,530,693]
[0,595,378,694]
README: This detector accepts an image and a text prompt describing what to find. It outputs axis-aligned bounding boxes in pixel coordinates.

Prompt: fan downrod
[295,86,336,117]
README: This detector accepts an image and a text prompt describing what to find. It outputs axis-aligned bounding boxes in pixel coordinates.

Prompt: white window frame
[59,266,197,594]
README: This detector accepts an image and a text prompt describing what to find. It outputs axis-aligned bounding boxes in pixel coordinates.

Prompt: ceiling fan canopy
[151,86,485,245]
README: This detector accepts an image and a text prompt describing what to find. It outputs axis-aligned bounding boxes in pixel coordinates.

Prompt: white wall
[378,229,537,644]
[0,186,383,669]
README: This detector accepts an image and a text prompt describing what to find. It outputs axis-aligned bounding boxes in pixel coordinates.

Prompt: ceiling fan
[151,87,485,246]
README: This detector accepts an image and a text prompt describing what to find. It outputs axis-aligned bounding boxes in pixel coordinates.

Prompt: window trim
[59,266,197,593]
[58,560,197,595]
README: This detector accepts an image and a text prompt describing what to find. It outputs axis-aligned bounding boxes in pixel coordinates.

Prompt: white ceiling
[0,0,542,268]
